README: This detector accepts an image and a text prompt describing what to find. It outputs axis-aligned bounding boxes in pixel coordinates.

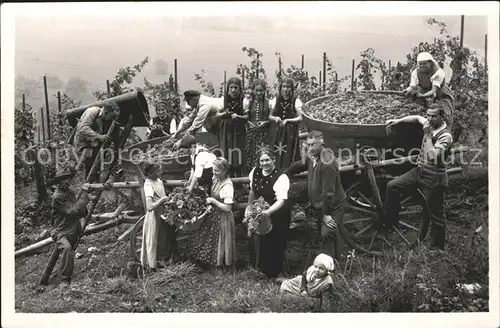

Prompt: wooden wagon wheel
[338,178,430,256]
[129,215,145,262]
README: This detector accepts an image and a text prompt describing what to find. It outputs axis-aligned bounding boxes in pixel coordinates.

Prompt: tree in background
[236,47,266,90]
[65,76,90,102]
[356,48,380,91]
[43,74,64,90]
[194,70,216,97]
[15,76,42,103]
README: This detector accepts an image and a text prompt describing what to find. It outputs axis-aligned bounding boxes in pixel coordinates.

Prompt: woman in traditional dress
[141,163,174,271]
[186,158,237,268]
[247,148,291,278]
[404,51,454,129]
[244,79,272,170]
[269,78,304,170]
[146,96,180,140]
[217,77,248,176]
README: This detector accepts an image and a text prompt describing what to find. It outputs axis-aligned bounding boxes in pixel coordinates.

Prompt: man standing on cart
[385,104,453,250]
[170,90,225,150]
[73,101,120,183]
[285,131,347,261]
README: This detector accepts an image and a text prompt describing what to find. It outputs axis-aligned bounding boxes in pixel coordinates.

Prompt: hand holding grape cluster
[243,197,271,237]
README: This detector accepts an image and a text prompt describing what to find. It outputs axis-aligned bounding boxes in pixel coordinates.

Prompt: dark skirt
[269,122,301,171]
[156,219,177,263]
[244,123,270,171]
[218,119,246,175]
[249,204,291,278]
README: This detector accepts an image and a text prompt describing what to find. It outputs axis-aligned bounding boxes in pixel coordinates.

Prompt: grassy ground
[14,166,489,313]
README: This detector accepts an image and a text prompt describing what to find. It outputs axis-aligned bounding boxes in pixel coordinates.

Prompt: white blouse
[269,97,303,112]
[219,182,235,205]
[248,167,290,200]
[143,178,165,198]
[147,118,178,135]
[191,150,216,178]
[409,68,446,89]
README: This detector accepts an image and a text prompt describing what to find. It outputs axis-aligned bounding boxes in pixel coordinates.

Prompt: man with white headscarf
[404,52,455,130]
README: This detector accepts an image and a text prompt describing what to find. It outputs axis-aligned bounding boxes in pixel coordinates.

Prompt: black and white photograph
[1,2,499,328]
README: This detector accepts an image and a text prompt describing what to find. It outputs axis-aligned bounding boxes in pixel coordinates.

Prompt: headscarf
[314,253,335,271]
[306,253,335,282]
[417,52,439,69]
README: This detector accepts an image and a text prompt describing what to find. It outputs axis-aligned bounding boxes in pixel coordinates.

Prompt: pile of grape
[131,139,191,164]
[161,187,208,227]
[305,92,426,124]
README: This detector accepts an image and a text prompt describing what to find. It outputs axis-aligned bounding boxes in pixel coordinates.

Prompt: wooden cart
[301,91,463,256]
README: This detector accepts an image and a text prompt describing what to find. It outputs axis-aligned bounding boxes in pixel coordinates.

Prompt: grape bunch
[132,139,191,164]
[242,197,270,237]
[305,92,426,124]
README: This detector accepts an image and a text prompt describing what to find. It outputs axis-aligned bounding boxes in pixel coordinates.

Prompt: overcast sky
[14,15,488,92]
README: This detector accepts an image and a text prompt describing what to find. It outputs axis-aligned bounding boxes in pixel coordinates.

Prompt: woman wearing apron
[217,77,248,176]
[244,79,272,170]
[269,78,304,170]
[185,158,237,269]
[247,148,291,278]
[141,163,176,270]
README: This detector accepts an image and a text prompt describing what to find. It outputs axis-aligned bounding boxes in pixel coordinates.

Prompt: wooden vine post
[43,76,51,139]
[174,59,178,94]
[351,59,356,92]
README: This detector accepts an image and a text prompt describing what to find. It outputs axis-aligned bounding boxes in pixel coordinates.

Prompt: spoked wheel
[129,215,145,262]
[338,180,430,256]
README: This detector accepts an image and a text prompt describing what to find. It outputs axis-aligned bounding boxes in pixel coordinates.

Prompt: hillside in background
[14,15,487,113]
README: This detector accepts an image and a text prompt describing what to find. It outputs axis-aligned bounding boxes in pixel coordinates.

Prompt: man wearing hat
[285,131,347,261]
[170,90,225,149]
[74,100,120,182]
[49,166,93,286]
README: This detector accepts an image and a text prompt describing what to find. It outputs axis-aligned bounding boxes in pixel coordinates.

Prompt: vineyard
[13,18,490,313]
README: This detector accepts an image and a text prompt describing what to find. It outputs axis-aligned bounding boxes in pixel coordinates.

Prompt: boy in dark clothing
[285,131,346,261]
[49,167,92,286]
